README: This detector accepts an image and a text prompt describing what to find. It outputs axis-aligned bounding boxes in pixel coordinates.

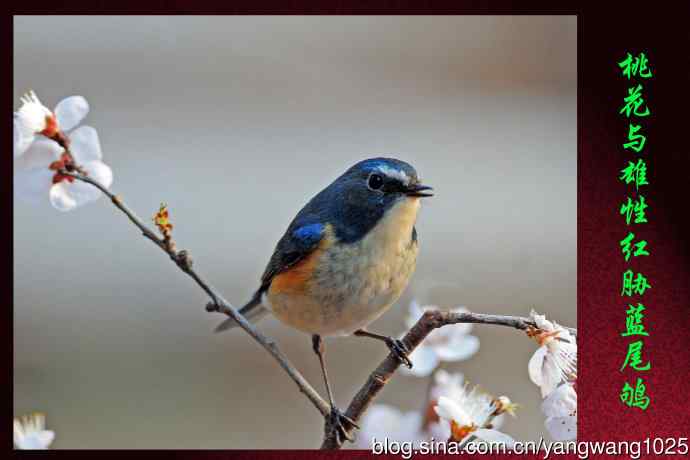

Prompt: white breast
[364,197,420,255]
[309,197,421,335]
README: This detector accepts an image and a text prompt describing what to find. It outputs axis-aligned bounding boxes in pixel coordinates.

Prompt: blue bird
[216,157,433,441]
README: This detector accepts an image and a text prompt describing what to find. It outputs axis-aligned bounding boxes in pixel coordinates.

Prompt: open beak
[405,183,434,197]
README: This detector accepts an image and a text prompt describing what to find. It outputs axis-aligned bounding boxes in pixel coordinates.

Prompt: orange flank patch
[269,229,334,296]
[270,248,322,294]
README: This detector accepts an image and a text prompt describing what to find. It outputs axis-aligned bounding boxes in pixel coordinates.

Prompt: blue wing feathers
[259,220,326,289]
[292,223,325,249]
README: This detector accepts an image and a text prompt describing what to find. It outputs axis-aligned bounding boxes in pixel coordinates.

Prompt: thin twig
[320,309,576,449]
[59,169,331,418]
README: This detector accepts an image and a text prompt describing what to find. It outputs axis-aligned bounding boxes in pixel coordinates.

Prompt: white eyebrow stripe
[376,165,411,185]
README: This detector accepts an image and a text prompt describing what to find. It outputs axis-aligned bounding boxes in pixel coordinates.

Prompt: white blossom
[430,369,509,427]
[541,382,577,441]
[401,301,480,377]
[13,91,57,158]
[434,391,515,447]
[13,413,55,450]
[427,370,501,440]
[355,404,425,448]
[356,373,516,448]
[527,310,577,398]
[14,94,112,212]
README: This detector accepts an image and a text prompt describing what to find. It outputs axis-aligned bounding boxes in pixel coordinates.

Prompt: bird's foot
[325,406,358,444]
[384,337,413,368]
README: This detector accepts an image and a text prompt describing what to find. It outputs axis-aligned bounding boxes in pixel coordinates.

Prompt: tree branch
[62,167,577,448]
[320,309,576,449]
[59,169,331,419]
[58,163,576,449]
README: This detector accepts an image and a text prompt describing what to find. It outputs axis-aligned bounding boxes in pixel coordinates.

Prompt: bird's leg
[311,334,358,443]
[353,329,413,369]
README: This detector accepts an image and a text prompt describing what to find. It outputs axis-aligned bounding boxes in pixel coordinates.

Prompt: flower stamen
[48,152,78,184]
[40,114,59,137]
[450,420,477,441]
[527,326,561,346]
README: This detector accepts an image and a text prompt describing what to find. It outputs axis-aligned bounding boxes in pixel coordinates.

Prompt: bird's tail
[214,290,270,333]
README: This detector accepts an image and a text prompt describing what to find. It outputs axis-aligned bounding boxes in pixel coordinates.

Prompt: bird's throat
[368,197,420,253]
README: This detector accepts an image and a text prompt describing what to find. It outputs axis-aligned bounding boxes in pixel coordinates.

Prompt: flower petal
[433,369,463,387]
[14,168,54,205]
[53,161,111,209]
[14,138,63,171]
[16,430,55,449]
[427,420,450,441]
[401,344,439,377]
[359,404,401,436]
[434,396,468,425]
[431,370,465,401]
[16,91,52,135]
[13,413,54,450]
[49,183,78,211]
[69,126,102,163]
[36,430,55,449]
[434,334,480,361]
[530,310,550,329]
[356,404,423,448]
[473,428,515,447]
[64,181,101,206]
[54,96,89,131]
[14,117,30,158]
[545,414,577,441]
[13,419,25,443]
[82,161,113,189]
[542,383,577,417]
[528,346,547,387]
[539,355,564,398]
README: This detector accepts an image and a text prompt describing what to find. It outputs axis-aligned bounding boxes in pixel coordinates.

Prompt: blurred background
[13,16,576,448]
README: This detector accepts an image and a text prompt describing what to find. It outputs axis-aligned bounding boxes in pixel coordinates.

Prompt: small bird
[216,157,432,441]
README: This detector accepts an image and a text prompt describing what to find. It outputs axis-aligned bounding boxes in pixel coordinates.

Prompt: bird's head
[320,157,433,243]
[344,157,433,200]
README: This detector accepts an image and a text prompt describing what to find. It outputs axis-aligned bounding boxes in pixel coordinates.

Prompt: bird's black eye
[368,173,384,190]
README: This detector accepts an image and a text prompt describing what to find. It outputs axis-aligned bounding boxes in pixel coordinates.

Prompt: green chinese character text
[620,195,648,225]
[620,232,650,262]
[623,123,647,152]
[620,340,651,371]
[621,270,651,296]
[620,159,649,189]
[620,84,651,118]
[622,303,650,337]
[620,378,650,410]
[618,52,653,80]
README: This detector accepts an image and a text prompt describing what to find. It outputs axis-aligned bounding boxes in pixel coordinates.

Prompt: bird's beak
[405,183,434,197]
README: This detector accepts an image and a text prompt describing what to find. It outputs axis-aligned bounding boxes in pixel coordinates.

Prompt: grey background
[14,16,576,448]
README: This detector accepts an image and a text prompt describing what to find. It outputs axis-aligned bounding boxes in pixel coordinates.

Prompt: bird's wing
[216,219,327,333]
[258,221,326,292]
